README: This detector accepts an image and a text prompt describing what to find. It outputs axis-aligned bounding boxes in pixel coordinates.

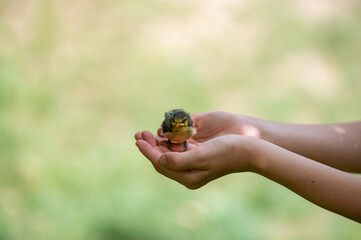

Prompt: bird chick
[161,109,196,150]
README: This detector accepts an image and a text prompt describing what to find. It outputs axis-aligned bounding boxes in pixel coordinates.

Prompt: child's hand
[166,111,260,144]
[135,131,254,189]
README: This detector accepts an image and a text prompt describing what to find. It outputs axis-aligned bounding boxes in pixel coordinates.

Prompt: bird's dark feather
[161,116,172,133]
[188,116,194,127]
[161,109,192,134]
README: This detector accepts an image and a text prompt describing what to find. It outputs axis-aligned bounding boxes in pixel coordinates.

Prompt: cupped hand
[190,111,244,143]
[157,111,258,145]
[135,130,254,189]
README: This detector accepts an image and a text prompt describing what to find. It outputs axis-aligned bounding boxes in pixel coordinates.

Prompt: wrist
[246,137,268,173]
[236,114,267,140]
[231,135,263,173]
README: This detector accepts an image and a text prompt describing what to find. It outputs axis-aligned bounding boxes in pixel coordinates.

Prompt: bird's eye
[181,118,187,123]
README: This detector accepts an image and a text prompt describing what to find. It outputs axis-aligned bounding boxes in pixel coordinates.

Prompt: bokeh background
[1,0,361,239]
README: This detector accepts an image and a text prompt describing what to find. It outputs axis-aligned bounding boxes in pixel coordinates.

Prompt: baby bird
[161,109,196,150]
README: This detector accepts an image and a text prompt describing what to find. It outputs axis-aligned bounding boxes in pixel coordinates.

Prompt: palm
[135,130,250,176]
[135,130,241,161]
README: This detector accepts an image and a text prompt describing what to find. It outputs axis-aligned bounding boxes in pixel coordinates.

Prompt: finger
[155,166,208,189]
[155,135,167,145]
[187,138,199,145]
[141,131,157,148]
[136,144,207,189]
[136,140,162,163]
[190,113,200,121]
[157,128,164,137]
[152,159,206,189]
[158,145,172,153]
[134,132,142,140]
[158,141,186,152]
[190,113,203,128]
[151,163,193,187]
[160,149,205,171]
[158,140,197,152]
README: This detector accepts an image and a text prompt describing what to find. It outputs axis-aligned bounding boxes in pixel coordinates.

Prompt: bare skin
[135,111,361,223]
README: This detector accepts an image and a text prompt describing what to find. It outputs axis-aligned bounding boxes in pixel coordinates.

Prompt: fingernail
[159,156,168,166]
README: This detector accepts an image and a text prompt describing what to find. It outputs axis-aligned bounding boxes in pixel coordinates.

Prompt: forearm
[249,139,361,223]
[243,116,361,172]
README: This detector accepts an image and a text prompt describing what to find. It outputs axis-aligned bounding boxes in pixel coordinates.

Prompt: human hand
[156,111,260,145]
[135,130,254,189]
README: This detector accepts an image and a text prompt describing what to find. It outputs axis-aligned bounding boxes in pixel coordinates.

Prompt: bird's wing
[188,115,194,127]
[162,111,172,133]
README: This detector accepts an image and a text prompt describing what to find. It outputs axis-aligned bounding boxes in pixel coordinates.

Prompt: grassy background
[1,0,361,239]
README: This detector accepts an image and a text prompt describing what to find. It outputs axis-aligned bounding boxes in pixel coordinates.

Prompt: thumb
[159,149,205,171]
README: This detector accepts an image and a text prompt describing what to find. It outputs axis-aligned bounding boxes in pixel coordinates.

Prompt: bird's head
[170,110,190,128]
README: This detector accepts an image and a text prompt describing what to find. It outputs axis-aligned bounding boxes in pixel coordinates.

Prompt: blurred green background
[1,0,361,239]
